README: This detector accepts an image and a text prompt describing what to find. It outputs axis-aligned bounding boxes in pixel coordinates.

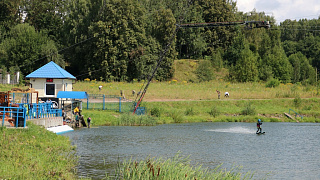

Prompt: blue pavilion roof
[26,61,76,79]
[57,91,88,99]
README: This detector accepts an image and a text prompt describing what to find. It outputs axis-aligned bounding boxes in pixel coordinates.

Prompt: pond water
[63,122,320,179]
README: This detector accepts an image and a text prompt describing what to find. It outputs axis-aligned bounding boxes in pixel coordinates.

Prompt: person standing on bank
[216,90,220,99]
[87,117,91,128]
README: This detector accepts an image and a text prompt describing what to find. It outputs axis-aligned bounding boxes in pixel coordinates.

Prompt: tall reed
[115,153,252,180]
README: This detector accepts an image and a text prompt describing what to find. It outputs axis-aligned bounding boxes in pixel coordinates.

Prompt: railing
[289,109,303,120]
[15,103,62,120]
[1,102,62,128]
[0,106,26,127]
[85,94,146,115]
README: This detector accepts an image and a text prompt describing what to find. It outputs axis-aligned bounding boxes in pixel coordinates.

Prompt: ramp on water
[284,112,299,123]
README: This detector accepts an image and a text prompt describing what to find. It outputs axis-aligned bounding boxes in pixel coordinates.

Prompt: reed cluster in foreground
[112,154,252,180]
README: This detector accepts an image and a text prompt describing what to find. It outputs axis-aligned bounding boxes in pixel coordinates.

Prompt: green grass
[114,153,252,180]
[81,109,120,126]
[81,98,320,125]
[0,122,77,179]
[74,79,320,101]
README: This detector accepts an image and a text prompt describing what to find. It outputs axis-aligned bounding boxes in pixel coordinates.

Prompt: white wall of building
[29,78,74,98]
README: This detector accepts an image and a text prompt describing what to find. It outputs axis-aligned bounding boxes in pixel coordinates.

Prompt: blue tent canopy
[57,91,88,99]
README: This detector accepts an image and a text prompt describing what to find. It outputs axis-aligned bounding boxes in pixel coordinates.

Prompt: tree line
[0,0,319,84]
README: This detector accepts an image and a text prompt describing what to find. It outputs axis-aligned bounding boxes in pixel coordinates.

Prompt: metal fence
[85,94,145,114]
[0,106,26,127]
[0,73,19,85]
[15,103,62,120]
[0,102,62,128]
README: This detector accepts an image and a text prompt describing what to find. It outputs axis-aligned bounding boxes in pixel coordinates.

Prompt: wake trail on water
[205,127,253,134]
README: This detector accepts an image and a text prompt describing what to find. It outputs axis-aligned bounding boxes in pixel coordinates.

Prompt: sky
[236,0,320,24]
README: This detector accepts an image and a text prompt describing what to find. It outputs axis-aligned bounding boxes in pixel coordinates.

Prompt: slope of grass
[0,122,77,179]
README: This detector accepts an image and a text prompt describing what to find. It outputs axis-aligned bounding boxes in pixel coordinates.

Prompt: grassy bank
[81,98,320,126]
[0,122,77,179]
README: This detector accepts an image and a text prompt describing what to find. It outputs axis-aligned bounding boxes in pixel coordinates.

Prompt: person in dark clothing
[256,119,262,133]
[75,112,80,127]
[216,90,220,99]
[87,117,91,128]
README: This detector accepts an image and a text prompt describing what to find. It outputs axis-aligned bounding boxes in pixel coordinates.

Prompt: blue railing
[85,94,147,115]
[289,109,303,120]
[15,103,62,119]
[1,102,62,128]
[0,106,26,127]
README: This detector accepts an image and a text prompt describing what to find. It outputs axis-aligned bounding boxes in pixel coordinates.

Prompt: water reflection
[64,122,320,179]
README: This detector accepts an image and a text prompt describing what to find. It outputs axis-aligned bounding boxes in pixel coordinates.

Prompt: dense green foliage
[0,122,76,179]
[1,0,320,84]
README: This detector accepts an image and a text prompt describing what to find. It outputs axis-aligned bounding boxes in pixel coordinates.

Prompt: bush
[185,107,195,116]
[241,102,256,115]
[195,60,214,82]
[117,113,156,126]
[170,111,184,123]
[293,96,302,108]
[208,107,221,117]
[150,107,161,117]
[265,78,280,88]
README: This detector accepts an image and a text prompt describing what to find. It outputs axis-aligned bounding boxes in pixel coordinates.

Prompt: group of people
[216,90,229,99]
[62,107,92,128]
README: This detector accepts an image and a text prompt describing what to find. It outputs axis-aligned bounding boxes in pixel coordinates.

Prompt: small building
[26,61,76,104]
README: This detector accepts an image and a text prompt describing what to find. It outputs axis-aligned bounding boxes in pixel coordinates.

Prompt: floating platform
[47,125,74,135]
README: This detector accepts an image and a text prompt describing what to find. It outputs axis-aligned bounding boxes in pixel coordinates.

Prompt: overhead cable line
[270,27,320,32]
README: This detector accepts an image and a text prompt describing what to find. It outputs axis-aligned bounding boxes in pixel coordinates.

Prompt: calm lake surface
[63,122,320,179]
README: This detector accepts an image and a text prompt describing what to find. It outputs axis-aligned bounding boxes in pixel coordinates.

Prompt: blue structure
[57,91,88,99]
[0,106,26,127]
[26,61,76,79]
[1,102,62,128]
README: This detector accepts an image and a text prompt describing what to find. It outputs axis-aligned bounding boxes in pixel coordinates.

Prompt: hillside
[172,59,229,83]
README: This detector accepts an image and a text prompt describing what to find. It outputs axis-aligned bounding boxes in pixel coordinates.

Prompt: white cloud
[236,0,320,23]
